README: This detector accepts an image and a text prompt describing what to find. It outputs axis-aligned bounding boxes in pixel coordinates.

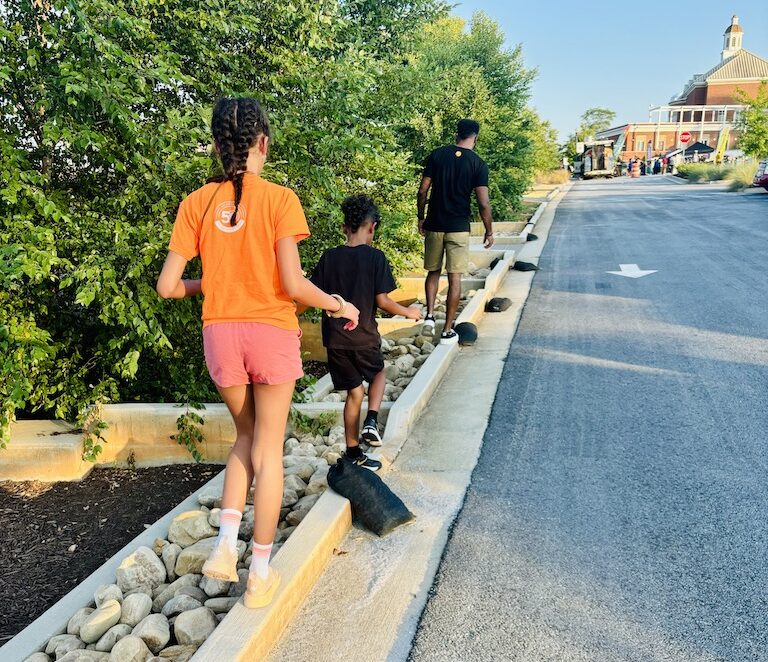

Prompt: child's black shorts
[326,347,385,391]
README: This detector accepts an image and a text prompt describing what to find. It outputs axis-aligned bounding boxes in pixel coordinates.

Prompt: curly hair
[210,97,270,225]
[341,195,380,233]
[457,118,480,140]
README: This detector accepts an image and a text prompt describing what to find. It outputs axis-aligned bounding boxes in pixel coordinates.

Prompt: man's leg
[443,272,462,332]
[423,231,444,327]
[425,270,441,317]
[442,232,470,335]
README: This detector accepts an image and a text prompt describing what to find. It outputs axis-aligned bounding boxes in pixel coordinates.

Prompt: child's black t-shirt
[310,244,397,349]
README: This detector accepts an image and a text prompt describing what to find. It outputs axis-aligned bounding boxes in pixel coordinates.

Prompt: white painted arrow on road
[606,264,658,278]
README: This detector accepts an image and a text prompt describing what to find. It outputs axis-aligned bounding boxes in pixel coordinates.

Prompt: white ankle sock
[249,542,272,580]
[217,509,242,552]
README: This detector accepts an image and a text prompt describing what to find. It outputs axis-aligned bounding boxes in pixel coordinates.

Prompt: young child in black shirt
[310,195,421,470]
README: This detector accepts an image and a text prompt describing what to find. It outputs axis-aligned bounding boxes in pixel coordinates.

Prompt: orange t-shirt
[169,174,310,330]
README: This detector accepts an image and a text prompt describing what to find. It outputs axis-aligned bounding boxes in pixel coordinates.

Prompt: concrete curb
[0,471,226,661]
[193,491,352,661]
[379,247,516,459]
[1,403,357,482]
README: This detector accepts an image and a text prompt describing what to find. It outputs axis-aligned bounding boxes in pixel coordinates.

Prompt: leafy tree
[525,111,560,174]
[561,106,617,162]
[736,82,768,158]
[579,107,616,138]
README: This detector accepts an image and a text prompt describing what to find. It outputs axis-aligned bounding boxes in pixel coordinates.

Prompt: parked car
[754,158,768,191]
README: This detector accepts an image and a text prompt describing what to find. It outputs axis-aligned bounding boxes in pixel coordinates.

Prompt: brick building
[597,16,768,162]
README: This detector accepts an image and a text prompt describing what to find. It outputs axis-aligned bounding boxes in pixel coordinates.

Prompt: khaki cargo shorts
[424,231,470,274]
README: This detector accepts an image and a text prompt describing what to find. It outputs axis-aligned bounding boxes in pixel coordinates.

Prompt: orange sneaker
[202,541,239,582]
[243,567,281,609]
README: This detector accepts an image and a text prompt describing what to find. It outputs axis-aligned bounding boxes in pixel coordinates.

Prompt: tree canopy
[561,107,617,161]
[736,82,768,158]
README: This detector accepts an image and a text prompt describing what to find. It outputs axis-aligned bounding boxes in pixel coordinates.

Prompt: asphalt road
[409,178,768,662]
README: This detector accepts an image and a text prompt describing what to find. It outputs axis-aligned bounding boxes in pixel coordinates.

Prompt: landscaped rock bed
[467,263,491,279]
[319,292,474,404]
[0,465,220,645]
[24,427,341,661]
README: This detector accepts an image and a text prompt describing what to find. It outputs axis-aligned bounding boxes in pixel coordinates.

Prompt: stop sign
[680,131,692,144]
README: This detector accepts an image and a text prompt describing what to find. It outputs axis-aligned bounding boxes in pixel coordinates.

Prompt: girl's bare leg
[216,384,255,512]
[251,381,295,545]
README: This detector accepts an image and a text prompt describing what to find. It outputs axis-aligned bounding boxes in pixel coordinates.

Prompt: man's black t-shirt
[310,244,397,349]
[423,145,489,233]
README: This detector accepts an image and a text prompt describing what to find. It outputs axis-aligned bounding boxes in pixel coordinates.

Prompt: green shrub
[678,162,759,189]
[677,163,729,182]
[726,162,760,191]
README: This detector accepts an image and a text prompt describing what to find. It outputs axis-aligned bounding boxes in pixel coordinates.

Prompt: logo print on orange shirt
[214,201,246,233]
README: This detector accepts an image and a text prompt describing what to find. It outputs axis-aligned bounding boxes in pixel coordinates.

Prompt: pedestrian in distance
[156,97,360,609]
[307,195,422,469]
[417,119,494,345]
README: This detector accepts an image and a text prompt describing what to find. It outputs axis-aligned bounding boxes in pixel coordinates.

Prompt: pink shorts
[203,322,303,388]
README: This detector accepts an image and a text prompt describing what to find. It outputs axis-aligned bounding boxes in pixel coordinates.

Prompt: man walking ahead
[417,118,494,344]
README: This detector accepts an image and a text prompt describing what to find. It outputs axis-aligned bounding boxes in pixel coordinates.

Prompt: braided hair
[341,195,380,232]
[210,97,270,225]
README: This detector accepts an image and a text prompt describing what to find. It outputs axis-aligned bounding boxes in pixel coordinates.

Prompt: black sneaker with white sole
[348,452,382,472]
[422,315,436,333]
[361,423,382,447]
[440,329,459,345]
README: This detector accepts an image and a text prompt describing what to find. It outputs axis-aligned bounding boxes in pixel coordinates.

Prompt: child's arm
[375,293,422,321]
[156,251,202,299]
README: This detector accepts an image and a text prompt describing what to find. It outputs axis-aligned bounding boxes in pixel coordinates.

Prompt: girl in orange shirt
[157,97,359,608]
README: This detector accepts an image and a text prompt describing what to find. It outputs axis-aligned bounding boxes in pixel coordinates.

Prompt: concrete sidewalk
[266,194,562,662]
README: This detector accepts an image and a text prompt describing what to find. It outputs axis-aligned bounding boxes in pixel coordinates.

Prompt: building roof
[704,50,768,81]
[670,49,768,102]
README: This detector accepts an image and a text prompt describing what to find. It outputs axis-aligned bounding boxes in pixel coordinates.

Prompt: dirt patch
[0,463,221,643]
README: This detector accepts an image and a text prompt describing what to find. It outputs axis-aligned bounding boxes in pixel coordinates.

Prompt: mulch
[0,463,221,643]
[303,360,328,380]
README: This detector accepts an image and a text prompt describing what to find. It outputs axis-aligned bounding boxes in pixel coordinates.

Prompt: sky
[452,0,768,142]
